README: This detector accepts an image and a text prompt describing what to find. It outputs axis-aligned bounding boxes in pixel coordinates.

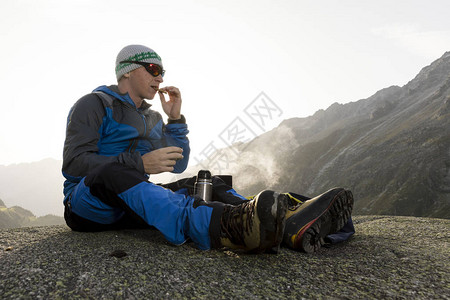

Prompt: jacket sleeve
[164,116,190,173]
[62,94,144,180]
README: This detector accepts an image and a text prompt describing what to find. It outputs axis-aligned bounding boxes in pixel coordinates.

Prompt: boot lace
[283,193,305,209]
[220,201,256,245]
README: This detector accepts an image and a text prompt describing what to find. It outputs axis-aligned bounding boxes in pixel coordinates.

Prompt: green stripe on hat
[115,52,163,72]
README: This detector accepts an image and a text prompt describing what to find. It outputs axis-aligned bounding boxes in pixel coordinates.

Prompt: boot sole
[268,193,289,254]
[254,191,288,253]
[287,189,353,253]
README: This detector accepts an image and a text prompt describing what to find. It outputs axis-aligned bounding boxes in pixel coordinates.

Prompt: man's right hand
[141,147,184,174]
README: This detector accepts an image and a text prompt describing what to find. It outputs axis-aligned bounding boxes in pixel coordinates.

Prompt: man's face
[128,65,164,101]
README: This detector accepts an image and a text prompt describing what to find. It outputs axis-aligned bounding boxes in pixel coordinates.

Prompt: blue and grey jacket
[62,85,190,200]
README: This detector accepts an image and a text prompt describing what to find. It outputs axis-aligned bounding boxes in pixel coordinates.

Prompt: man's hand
[142,147,183,174]
[158,86,182,120]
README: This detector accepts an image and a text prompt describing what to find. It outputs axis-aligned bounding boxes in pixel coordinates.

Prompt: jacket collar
[93,85,151,110]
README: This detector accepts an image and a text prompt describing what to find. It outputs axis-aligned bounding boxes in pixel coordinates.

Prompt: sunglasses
[120,60,165,77]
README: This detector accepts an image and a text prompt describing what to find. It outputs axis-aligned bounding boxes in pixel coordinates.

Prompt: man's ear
[123,72,130,78]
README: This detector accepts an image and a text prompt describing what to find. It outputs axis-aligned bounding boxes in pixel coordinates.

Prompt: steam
[197,124,299,195]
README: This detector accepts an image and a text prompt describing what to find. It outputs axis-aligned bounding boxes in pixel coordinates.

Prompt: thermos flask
[194,170,212,202]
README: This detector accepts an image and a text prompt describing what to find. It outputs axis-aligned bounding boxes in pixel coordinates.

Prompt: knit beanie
[115,45,163,81]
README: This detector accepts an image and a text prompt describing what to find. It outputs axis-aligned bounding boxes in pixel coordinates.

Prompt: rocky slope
[211,52,450,219]
[0,216,448,299]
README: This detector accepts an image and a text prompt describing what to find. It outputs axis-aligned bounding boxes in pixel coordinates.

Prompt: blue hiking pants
[64,162,227,250]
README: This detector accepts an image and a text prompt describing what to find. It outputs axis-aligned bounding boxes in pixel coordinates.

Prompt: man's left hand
[158,86,182,120]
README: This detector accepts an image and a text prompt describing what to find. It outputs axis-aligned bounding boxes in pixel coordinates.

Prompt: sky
[0,0,449,166]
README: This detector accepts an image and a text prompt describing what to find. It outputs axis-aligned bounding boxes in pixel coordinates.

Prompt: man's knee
[85,162,147,194]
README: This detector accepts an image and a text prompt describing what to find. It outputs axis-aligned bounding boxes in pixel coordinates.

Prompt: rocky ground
[0,215,449,299]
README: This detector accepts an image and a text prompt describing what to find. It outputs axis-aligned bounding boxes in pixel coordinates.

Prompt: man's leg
[66,162,223,249]
[64,199,151,232]
[68,162,288,252]
[64,176,128,231]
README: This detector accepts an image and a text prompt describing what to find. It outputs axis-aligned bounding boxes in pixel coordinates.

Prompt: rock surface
[1,215,449,299]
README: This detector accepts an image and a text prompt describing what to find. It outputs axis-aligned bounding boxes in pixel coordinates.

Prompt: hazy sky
[0,0,449,166]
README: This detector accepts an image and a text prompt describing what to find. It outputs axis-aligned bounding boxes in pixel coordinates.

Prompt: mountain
[0,198,64,229]
[1,53,449,220]
[203,52,450,219]
[0,158,65,217]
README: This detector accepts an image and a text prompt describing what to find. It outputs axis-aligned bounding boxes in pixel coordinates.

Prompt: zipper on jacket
[136,108,150,137]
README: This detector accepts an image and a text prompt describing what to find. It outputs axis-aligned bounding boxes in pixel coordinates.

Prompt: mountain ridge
[0,198,64,229]
[204,51,450,218]
[0,158,64,217]
[0,53,449,220]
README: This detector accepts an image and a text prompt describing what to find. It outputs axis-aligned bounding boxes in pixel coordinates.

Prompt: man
[62,44,289,252]
[62,44,353,253]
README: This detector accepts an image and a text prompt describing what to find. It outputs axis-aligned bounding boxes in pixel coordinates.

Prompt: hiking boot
[283,188,353,253]
[219,190,288,253]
